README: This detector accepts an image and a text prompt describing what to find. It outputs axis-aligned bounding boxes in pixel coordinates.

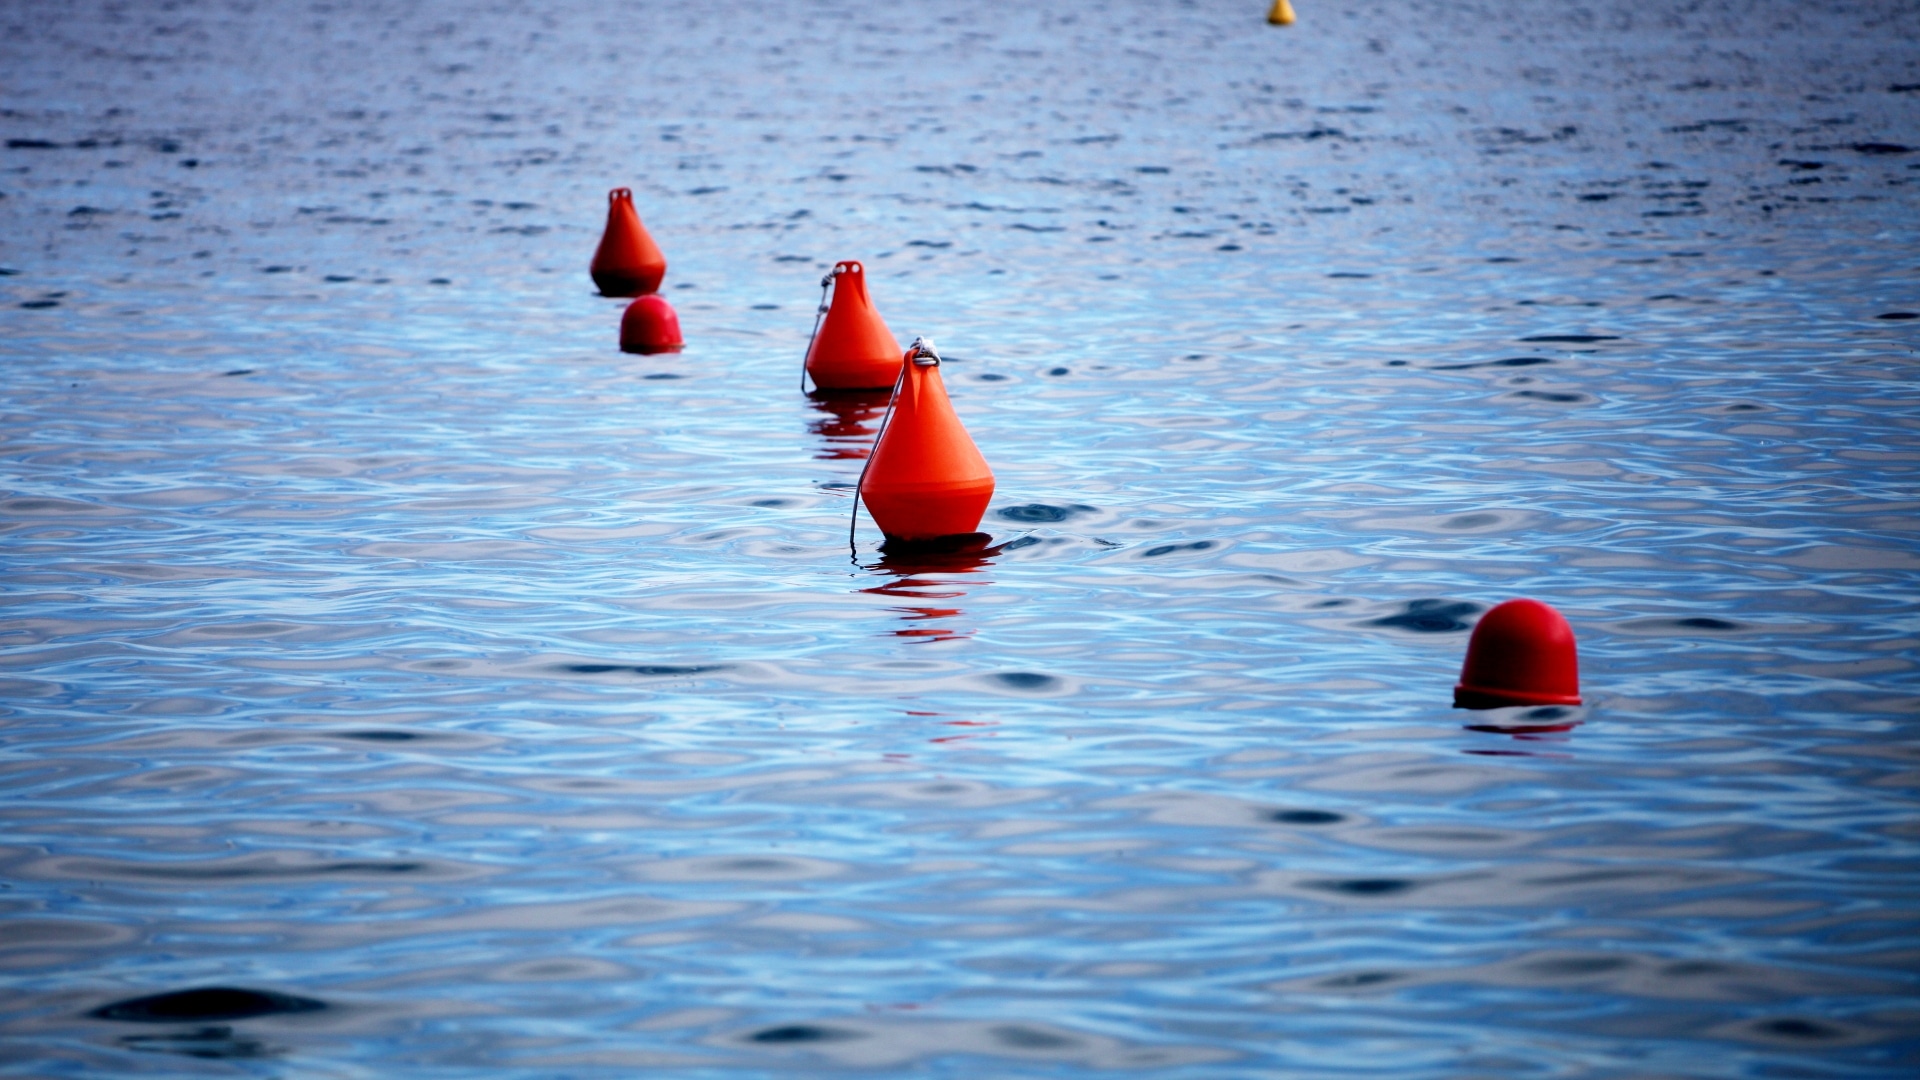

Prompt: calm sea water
[3,0,1918,1075]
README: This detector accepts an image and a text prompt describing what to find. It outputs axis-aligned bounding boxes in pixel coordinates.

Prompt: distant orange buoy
[804,261,901,391]
[1267,0,1296,26]
[591,187,666,297]
[619,294,683,354]
[1454,598,1582,708]
[857,338,994,543]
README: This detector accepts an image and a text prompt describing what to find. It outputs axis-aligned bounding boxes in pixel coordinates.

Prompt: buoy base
[808,357,902,391]
[620,342,684,356]
[593,268,664,298]
[1454,684,1583,710]
[864,480,994,543]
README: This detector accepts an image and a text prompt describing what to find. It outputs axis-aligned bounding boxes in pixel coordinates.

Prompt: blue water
[3,0,1918,1075]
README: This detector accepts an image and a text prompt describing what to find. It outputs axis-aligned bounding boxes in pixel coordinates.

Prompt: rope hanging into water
[849,337,937,558]
[800,267,839,394]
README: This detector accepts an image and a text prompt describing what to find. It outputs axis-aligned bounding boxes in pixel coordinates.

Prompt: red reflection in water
[807,388,892,460]
[860,533,1001,644]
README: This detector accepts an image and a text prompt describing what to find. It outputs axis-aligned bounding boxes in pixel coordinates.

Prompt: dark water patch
[1140,540,1214,558]
[1519,334,1618,343]
[221,368,253,376]
[1752,1018,1844,1040]
[338,730,420,742]
[1319,970,1402,988]
[19,299,59,309]
[1875,311,1916,320]
[643,373,683,379]
[750,303,779,310]
[1504,389,1592,403]
[121,1026,273,1060]
[1614,616,1748,635]
[1327,271,1372,278]
[749,1024,857,1044]
[1136,165,1169,173]
[1778,159,1826,171]
[1431,356,1553,370]
[1851,142,1911,155]
[992,672,1057,691]
[686,186,726,195]
[997,503,1095,523]
[1010,223,1064,232]
[906,239,951,249]
[7,138,62,149]
[261,265,291,274]
[1364,599,1481,634]
[1047,366,1069,375]
[1309,878,1416,897]
[992,1024,1077,1049]
[1217,243,1242,251]
[559,663,728,676]
[1522,955,1631,976]
[91,987,326,1023]
[323,274,354,282]
[1270,809,1344,825]
[976,372,1007,380]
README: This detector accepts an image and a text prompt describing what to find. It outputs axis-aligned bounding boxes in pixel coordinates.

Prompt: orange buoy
[856,338,994,543]
[590,187,666,297]
[1267,0,1296,26]
[1454,598,1582,708]
[619,294,683,354]
[804,261,901,391]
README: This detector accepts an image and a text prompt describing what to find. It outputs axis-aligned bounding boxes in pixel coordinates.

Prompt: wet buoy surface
[620,294,683,354]
[858,339,994,542]
[1454,598,1582,709]
[590,187,667,298]
[804,261,901,391]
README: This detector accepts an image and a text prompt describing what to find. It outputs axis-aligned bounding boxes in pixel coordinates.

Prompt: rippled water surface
[4,0,1919,1075]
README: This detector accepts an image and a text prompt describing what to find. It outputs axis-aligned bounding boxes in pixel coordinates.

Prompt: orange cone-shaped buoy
[1267,0,1296,26]
[590,188,666,297]
[805,261,901,391]
[619,294,683,354]
[1454,599,1582,708]
[858,339,994,543]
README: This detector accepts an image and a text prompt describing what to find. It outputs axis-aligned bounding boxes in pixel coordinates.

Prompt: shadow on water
[860,532,1011,643]
[807,388,892,460]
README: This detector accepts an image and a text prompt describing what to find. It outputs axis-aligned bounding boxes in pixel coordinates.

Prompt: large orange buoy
[1454,598,1583,708]
[856,338,994,543]
[804,261,901,391]
[590,187,666,297]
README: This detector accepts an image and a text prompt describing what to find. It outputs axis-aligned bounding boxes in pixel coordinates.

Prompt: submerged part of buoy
[856,338,994,544]
[591,187,667,297]
[620,294,683,354]
[1267,0,1296,26]
[1454,598,1582,709]
[804,261,901,391]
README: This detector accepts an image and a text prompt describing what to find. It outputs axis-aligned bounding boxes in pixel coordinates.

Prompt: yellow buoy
[1267,0,1295,25]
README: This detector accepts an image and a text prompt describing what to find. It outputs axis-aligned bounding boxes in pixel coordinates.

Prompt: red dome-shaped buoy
[1454,598,1582,708]
[591,187,666,297]
[857,338,994,542]
[805,261,901,391]
[620,294,683,354]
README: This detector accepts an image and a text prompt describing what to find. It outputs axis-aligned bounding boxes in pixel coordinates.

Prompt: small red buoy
[857,338,994,543]
[1454,598,1582,708]
[804,261,901,391]
[620,294,683,354]
[591,187,666,297]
